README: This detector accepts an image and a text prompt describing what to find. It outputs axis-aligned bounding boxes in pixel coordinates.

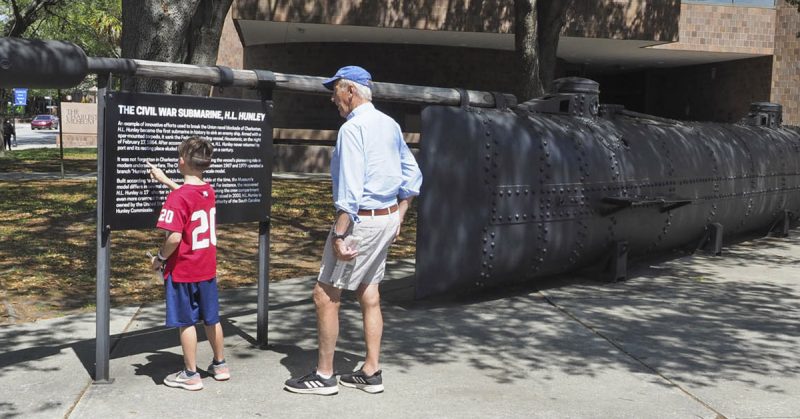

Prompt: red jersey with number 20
[156,183,217,283]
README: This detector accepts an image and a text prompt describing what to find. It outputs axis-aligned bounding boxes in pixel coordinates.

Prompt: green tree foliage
[1,0,59,37]
[0,0,120,148]
[1,0,121,56]
[30,0,120,57]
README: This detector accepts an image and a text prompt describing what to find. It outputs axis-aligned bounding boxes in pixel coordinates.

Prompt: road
[6,120,59,150]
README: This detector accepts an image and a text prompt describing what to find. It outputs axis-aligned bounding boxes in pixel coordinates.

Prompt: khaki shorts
[317,212,401,291]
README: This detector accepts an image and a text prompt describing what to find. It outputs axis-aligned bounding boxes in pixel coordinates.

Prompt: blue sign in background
[13,88,27,106]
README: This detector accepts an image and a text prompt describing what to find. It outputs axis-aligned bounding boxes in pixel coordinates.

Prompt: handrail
[0,38,517,109]
[272,128,420,148]
[86,57,517,109]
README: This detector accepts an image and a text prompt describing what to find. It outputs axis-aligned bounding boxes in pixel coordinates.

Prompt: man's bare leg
[356,283,382,375]
[314,282,342,376]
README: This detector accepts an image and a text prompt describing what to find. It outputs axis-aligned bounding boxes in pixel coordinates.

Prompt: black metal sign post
[257,219,269,345]
[94,73,112,384]
[57,89,64,179]
[254,99,271,346]
[255,78,274,346]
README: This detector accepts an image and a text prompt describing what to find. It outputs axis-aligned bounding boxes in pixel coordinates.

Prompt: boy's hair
[178,136,213,171]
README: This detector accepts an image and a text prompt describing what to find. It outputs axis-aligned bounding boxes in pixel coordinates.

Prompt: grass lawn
[0,147,97,173]
[0,148,417,324]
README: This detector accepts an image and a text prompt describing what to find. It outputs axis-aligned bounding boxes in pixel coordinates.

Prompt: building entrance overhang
[236,20,770,75]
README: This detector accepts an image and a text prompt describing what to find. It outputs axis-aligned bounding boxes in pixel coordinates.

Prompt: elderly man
[284,66,422,395]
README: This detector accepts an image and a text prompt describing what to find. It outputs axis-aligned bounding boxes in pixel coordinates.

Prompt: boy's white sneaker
[207,361,230,381]
[164,370,203,391]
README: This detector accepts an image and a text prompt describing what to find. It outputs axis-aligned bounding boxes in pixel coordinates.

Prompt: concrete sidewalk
[1,236,799,418]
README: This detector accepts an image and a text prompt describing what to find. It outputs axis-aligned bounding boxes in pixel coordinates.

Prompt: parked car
[31,114,59,130]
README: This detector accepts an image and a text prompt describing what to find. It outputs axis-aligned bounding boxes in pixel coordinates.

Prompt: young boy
[148,136,229,391]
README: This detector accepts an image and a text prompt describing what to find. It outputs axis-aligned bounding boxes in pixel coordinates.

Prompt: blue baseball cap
[322,65,372,90]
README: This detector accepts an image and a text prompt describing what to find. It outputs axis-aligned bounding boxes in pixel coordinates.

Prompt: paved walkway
[1,233,799,418]
[4,123,60,150]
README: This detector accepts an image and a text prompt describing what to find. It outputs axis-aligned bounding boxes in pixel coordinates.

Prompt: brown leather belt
[357,204,399,216]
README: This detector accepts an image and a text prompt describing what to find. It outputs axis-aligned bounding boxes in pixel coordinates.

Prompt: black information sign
[102,92,272,230]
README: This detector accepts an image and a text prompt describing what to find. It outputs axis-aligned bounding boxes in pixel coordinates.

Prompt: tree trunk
[181,0,234,96]
[515,0,541,101]
[121,0,201,93]
[514,0,570,101]
[537,1,569,95]
[120,0,232,96]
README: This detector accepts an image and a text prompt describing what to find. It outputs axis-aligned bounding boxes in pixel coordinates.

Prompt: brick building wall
[219,0,793,166]
[564,0,679,41]
[653,2,776,54]
[232,0,678,41]
[644,56,773,123]
[234,0,514,32]
[225,0,762,126]
[771,0,800,126]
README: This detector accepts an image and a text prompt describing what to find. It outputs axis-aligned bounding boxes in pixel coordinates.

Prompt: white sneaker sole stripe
[284,384,338,395]
[338,379,384,394]
[164,378,203,391]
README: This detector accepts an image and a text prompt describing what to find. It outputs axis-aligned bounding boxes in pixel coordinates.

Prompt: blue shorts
[164,275,220,328]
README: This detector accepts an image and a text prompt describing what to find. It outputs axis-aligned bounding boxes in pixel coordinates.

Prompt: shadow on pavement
[1,235,798,399]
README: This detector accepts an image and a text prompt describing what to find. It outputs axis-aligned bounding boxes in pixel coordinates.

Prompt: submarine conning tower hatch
[518,77,600,119]
[741,102,783,128]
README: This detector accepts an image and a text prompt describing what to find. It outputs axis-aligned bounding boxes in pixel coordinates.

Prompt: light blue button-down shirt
[331,102,423,221]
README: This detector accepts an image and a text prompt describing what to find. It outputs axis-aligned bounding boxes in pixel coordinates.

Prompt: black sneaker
[284,370,338,395]
[338,369,384,394]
